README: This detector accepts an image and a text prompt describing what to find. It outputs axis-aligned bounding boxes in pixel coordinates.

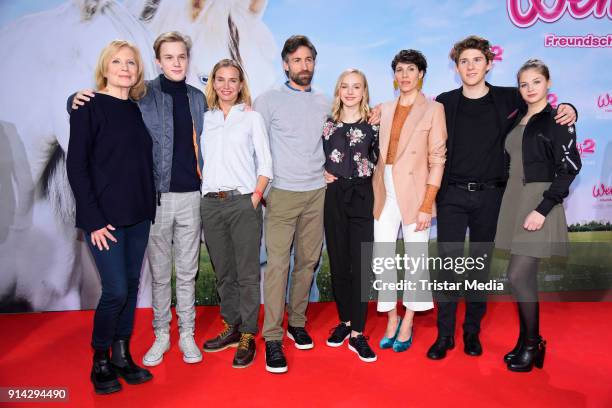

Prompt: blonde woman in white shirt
[200,59,273,369]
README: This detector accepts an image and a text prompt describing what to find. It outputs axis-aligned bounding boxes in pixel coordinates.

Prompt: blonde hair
[153,31,192,59]
[331,69,370,122]
[205,59,252,110]
[94,40,146,100]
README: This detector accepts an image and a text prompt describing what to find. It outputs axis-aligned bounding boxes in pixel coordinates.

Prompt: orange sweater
[386,104,411,165]
[386,103,439,215]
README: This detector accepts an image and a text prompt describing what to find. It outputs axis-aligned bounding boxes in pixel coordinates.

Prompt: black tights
[506,254,541,339]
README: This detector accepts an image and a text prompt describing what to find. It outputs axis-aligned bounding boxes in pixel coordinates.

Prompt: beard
[289,69,314,86]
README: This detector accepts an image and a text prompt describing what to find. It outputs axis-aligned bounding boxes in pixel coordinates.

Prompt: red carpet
[1,301,611,407]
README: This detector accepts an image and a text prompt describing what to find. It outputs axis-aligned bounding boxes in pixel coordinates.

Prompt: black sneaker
[287,325,314,350]
[348,335,377,363]
[265,340,288,373]
[326,323,351,347]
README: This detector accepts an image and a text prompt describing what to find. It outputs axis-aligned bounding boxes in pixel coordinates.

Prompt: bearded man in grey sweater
[253,35,329,374]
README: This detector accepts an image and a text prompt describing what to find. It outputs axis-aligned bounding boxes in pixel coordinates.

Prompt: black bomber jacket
[507,103,582,216]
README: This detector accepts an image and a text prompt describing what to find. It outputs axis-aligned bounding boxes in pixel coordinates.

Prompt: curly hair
[449,35,495,64]
[391,49,427,75]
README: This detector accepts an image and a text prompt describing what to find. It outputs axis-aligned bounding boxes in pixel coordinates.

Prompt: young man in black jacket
[427,35,577,360]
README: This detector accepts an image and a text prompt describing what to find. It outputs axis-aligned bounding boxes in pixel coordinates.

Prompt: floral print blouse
[322,117,379,179]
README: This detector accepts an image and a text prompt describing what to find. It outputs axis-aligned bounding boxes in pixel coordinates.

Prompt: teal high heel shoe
[392,327,413,352]
[379,318,402,349]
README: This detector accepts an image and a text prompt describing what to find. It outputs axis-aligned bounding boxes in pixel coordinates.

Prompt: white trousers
[375,166,434,312]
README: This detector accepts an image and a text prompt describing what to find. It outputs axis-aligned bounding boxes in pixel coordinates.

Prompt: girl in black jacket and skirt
[495,59,581,372]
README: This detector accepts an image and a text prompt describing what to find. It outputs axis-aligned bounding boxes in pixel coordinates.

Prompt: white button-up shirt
[200,103,273,195]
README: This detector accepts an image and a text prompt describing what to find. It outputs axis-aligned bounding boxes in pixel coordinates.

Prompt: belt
[203,190,243,199]
[336,177,370,203]
[449,181,506,192]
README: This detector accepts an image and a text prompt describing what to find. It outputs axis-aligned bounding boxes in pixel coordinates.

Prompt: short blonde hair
[205,59,252,110]
[331,69,370,122]
[153,31,192,59]
[94,40,146,100]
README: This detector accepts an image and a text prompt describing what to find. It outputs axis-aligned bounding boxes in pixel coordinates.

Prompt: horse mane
[228,14,244,68]
[139,0,161,22]
[40,143,75,224]
[78,0,113,21]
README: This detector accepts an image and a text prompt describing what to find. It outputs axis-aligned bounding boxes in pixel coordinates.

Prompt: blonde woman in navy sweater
[67,40,155,395]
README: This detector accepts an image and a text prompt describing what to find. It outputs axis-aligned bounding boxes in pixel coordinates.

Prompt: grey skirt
[495,178,569,258]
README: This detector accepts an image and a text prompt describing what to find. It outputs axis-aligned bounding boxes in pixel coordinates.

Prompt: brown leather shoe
[232,333,256,368]
[203,320,240,352]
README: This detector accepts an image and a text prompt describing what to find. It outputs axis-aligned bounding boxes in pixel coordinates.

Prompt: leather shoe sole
[203,342,239,353]
[90,372,122,395]
[464,346,483,356]
[113,368,153,385]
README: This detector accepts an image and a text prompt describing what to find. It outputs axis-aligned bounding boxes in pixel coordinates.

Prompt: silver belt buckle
[467,182,478,192]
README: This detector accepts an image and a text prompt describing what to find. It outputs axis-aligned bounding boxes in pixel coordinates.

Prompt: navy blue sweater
[159,75,200,192]
[67,93,156,233]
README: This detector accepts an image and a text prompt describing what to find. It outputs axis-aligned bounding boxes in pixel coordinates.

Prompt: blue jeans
[86,220,151,349]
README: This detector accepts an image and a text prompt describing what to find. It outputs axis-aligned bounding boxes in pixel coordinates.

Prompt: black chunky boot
[503,331,525,363]
[111,339,153,384]
[91,349,122,395]
[507,336,546,372]
[504,307,526,363]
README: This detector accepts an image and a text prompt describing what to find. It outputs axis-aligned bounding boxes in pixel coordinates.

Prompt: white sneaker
[142,330,170,367]
[179,332,202,364]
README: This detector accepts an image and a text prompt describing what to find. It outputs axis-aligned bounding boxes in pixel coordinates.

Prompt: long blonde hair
[94,40,146,100]
[331,69,370,122]
[205,59,252,110]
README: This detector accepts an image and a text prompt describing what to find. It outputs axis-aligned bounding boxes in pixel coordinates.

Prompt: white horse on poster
[124,0,278,97]
[0,0,156,311]
[0,0,281,312]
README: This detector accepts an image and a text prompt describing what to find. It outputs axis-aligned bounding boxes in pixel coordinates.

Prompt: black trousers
[435,185,504,336]
[323,178,373,333]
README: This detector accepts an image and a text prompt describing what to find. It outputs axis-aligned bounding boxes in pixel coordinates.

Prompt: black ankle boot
[111,339,153,384]
[507,336,546,372]
[503,331,525,363]
[91,349,122,395]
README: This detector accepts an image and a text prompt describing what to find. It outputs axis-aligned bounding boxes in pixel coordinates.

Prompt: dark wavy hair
[391,49,427,76]
[281,35,317,61]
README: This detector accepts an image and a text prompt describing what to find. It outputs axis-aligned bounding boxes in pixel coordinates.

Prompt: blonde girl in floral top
[322,69,379,363]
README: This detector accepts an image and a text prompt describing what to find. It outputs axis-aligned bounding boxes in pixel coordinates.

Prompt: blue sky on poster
[1,1,609,114]
[1,0,610,222]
